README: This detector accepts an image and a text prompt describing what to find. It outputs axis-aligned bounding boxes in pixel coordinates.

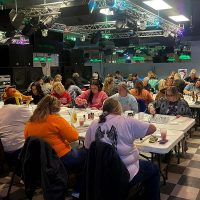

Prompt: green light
[133,56,145,61]
[116,58,126,63]
[102,34,111,39]
[89,59,102,63]
[40,57,46,62]
[167,57,176,62]
[65,36,76,41]
[47,57,52,62]
[179,55,191,60]
[33,57,39,62]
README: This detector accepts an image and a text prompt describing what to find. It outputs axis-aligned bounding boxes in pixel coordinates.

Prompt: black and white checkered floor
[0,131,200,200]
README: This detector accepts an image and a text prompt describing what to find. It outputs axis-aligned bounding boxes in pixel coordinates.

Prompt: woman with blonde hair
[156,77,174,100]
[85,98,160,200]
[52,82,72,106]
[53,74,62,82]
[24,95,87,195]
[102,77,117,96]
[24,95,86,169]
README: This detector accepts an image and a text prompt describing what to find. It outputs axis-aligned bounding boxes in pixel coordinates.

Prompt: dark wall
[33,30,63,53]
[0,44,33,67]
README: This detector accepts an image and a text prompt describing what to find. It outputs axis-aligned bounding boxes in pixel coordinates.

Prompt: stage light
[139,20,147,30]
[100,8,114,15]
[41,29,48,37]
[80,35,86,42]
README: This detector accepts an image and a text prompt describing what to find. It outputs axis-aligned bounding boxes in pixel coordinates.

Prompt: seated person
[24,95,86,195]
[1,86,32,104]
[184,69,198,85]
[41,76,53,95]
[0,97,32,171]
[130,81,153,106]
[76,79,108,109]
[102,77,118,97]
[28,82,45,104]
[24,95,86,170]
[173,73,186,94]
[53,74,62,83]
[148,86,192,116]
[143,77,153,92]
[110,82,138,113]
[85,98,160,200]
[65,79,82,101]
[183,79,200,95]
[156,77,174,100]
[52,82,72,106]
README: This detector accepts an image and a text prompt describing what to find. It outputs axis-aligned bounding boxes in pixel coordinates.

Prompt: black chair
[20,137,68,200]
[80,141,144,200]
[0,138,17,200]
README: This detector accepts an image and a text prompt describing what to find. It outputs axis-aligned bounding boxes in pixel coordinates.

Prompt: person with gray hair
[110,82,138,113]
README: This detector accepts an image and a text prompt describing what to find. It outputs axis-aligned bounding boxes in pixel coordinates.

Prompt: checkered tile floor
[0,131,200,200]
[160,131,200,200]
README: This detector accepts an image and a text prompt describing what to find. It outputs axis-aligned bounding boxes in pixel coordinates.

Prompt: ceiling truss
[15,0,180,39]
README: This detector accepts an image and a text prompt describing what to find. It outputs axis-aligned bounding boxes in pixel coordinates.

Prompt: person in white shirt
[0,97,32,168]
[85,98,160,200]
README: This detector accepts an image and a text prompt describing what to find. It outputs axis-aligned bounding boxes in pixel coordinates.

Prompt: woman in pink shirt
[76,79,108,109]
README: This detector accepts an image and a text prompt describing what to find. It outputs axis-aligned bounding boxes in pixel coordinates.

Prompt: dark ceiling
[1,0,200,39]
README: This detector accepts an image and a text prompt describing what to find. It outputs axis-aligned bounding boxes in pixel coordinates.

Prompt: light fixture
[100,8,114,15]
[139,20,147,30]
[80,35,86,42]
[143,0,172,10]
[115,19,127,29]
[169,15,189,22]
[163,30,170,37]
[41,29,48,37]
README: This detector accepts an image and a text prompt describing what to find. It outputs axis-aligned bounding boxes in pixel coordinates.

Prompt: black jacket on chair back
[20,137,68,200]
[80,141,130,200]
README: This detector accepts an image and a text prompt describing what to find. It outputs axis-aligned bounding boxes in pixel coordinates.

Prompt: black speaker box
[0,9,14,31]
[82,66,92,81]
[0,44,33,68]
[71,49,84,65]
[28,67,44,82]
[61,1,91,18]
[62,67,75,84]
[0,67,44,90]
[51,67,61,78]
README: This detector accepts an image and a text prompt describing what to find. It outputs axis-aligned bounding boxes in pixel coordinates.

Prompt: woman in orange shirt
[130,81,153,106]
[24,95,87,170]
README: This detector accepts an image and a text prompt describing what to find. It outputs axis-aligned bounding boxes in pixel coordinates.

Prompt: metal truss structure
[16,1,75,17]
[51,22,164,38]
[15,0,180,39]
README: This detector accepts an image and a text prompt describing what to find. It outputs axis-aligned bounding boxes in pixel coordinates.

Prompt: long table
[134,113,195,133]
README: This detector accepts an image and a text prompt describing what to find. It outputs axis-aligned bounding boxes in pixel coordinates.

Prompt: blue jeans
[60,148,87,193]
[129,160,160,200]
[60,148,87,170]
